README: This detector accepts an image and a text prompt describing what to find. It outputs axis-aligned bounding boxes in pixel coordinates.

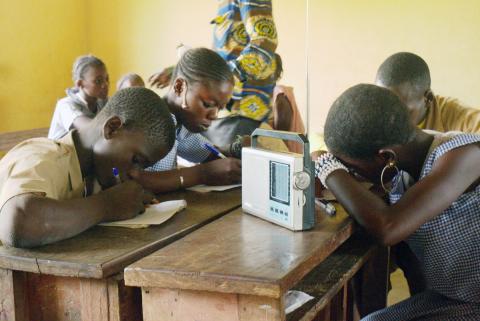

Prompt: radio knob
[293,171,310,190]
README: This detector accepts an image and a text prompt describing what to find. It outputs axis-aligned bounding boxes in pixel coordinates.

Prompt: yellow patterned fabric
[212,0,278,121]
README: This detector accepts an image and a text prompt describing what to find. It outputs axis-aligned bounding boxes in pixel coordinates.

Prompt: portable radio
[242,129,315,231]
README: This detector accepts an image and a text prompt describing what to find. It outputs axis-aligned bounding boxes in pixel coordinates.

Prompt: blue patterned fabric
[147,115,212,171]
[212,0,278,121]
[363,133,480,321]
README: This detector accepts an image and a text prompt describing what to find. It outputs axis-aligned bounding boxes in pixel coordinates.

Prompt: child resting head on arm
[316,83,480,320]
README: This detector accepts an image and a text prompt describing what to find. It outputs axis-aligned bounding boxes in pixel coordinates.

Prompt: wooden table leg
[0,269,141,321]
[0,268,27,321]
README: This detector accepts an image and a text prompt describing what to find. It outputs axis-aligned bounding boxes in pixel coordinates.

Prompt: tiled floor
[387,269,410,306]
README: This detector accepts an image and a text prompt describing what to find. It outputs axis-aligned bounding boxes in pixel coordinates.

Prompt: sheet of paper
[187,184,241,193]
[99,200,187,228]
[284,290,315,314]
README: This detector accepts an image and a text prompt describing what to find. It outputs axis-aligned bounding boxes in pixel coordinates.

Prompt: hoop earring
[181,81,188,108]
[380,161,399,193]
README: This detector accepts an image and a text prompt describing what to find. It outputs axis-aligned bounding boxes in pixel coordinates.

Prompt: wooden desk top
[0,189,241,279]
[125,205,354,299]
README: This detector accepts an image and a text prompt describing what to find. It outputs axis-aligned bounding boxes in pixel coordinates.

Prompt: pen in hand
[204,143,227,159]
[112,167,121,184]
[114,167,159,205]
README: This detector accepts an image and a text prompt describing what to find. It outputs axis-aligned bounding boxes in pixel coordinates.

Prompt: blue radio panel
[269,160,291,224]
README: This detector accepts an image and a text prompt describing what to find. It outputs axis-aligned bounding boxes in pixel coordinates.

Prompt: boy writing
[0,87,175,248]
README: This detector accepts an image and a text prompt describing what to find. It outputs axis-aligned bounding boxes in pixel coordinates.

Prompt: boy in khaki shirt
[0,87,175,248]
[375,52,480,133]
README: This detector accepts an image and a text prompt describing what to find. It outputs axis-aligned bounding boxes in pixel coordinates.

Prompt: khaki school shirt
[420,95,480,133]
[0,131,84,211]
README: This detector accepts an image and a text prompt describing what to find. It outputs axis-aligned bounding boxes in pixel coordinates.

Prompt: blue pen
[204,143,227,159]
[112,167,121,184]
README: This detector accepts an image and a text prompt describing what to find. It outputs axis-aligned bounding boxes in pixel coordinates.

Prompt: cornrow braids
[72,54,106,82]
[324,84,415,160]
[172,47,234,86]
[96,87,175,152]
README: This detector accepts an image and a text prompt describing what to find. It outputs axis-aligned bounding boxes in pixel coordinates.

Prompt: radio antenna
[305,0,310,137]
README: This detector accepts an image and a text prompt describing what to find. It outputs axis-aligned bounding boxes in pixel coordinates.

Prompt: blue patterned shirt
[389,133,480,303]
[148,115,212,171]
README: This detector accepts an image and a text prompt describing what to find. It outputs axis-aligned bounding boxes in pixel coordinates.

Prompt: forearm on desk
[132,166,205,194]
[0,193,109,248]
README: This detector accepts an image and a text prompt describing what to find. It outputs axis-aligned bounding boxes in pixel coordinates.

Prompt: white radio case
[242,129,315,231]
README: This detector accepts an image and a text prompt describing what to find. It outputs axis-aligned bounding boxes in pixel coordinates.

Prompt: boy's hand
[99,180,153,222]
[201,158,241,185]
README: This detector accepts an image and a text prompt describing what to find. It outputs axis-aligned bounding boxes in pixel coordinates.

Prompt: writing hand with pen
[200,143,242,186]
[98,167,155,222]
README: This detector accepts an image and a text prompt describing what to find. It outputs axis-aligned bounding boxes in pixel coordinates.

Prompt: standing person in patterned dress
[315,84,480,320]
[211,0,278,122]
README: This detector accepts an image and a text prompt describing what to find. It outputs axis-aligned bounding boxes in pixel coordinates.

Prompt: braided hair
[172,48,233,86]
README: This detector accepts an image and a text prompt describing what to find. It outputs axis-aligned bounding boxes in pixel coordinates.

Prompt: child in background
[316,84,480,320]
[117,73,145,90]
[311,52,480,158]
[0,88,175,248]
[376,52,480,132]
[48,55,109,140]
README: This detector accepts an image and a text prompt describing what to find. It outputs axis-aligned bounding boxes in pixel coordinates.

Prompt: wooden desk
[0,189,241,321]
[125,206,387,321]
[0,128,49,157]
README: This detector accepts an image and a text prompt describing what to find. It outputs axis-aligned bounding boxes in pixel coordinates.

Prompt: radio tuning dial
[293,171,310,190]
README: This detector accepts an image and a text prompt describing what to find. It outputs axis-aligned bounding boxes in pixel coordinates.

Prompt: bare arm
[272,93,293,131]
[130,158,242,194]
[148,66,174,89]
[326,143,480,245]
[0,181,150,248]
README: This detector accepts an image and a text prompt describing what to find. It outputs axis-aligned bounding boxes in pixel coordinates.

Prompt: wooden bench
[124,205,389,321]
[0,188,241,321]
[0,127,49,156]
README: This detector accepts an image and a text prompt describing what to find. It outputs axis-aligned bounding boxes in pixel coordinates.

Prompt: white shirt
[48,88,106,140]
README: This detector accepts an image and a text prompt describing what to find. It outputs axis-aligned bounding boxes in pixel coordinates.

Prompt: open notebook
[99,200,187,229]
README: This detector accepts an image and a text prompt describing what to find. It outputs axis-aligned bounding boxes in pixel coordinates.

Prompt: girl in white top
[48,55,109,140]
